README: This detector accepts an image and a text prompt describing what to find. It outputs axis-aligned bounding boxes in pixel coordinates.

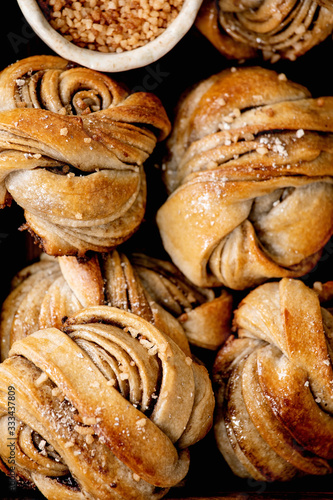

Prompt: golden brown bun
[157,66,333,290]
[195,0,333,62]
[0,306,215,499]
[0,55,171,256]
[131,253,232,350]
[213,278,333,481]
[0,251,192,361]
[0,249,233,359]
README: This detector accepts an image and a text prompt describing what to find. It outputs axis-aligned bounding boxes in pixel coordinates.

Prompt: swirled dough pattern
[131,253,233,349]
[0,251,190,360]
[213,278,333,481]
[0,306,215,499]
[157,66,333,290]
[0,55,171,256]
[195,0,333,62]
[0,249,232,359]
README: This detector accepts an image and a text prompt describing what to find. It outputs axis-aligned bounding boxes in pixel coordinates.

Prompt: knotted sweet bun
[157,66,333,289]
[0,251,189,361]
[213,278,333,481]
[0,249,232,360]
[0,305,215,499]
[195,0,333,62]
[130,253,233,350]
[0,55,171,256]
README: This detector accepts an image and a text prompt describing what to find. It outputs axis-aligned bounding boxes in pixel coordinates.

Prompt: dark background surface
[0,1,333,498]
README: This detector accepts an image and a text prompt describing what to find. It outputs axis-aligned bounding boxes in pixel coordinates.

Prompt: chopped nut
[185,356,192,366]
[64,441,75,448]
[136,418,146,428]
[128,327,139,338]
[39,0,185,53]
[217,97,226,106]
[86,434,95,445]
[82,416,97,425]
[52,387,61,397]
[35,372,48,387]
[244,133,255,141]
[231,108,241,118]
[256,147,269,155]
[38,439,47,450]
[148,345,158,356]
[223,115,234,124]
[74,425,94,436]
[139,338,154,349]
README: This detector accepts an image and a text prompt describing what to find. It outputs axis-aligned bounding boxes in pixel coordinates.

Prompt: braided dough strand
[213,278,333,481]
[0,249,233,359]
[157,67,333,289]
[0,305,214,498]
[0,55,171,256]
[196,0,333,62]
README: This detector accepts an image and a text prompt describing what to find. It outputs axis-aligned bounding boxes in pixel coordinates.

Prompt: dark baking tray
[1,2,333,499]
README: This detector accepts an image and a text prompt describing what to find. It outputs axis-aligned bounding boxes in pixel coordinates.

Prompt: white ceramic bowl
[17,0,204,72]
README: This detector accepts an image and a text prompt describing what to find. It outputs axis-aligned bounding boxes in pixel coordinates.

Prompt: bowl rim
[17,0,204,72]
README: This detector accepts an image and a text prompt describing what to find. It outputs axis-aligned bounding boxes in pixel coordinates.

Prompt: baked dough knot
[157,66,333,290]
[195,0,333,62]
[0,249,232,359]
[0,55,171,256]
[0,305,215,499]
[213,277,333,481]
[0,250,190,361]
[131,253,233,350]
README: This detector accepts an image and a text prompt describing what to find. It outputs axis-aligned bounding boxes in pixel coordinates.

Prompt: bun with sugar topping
[0,55,171,257]
[157,66,333,290]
